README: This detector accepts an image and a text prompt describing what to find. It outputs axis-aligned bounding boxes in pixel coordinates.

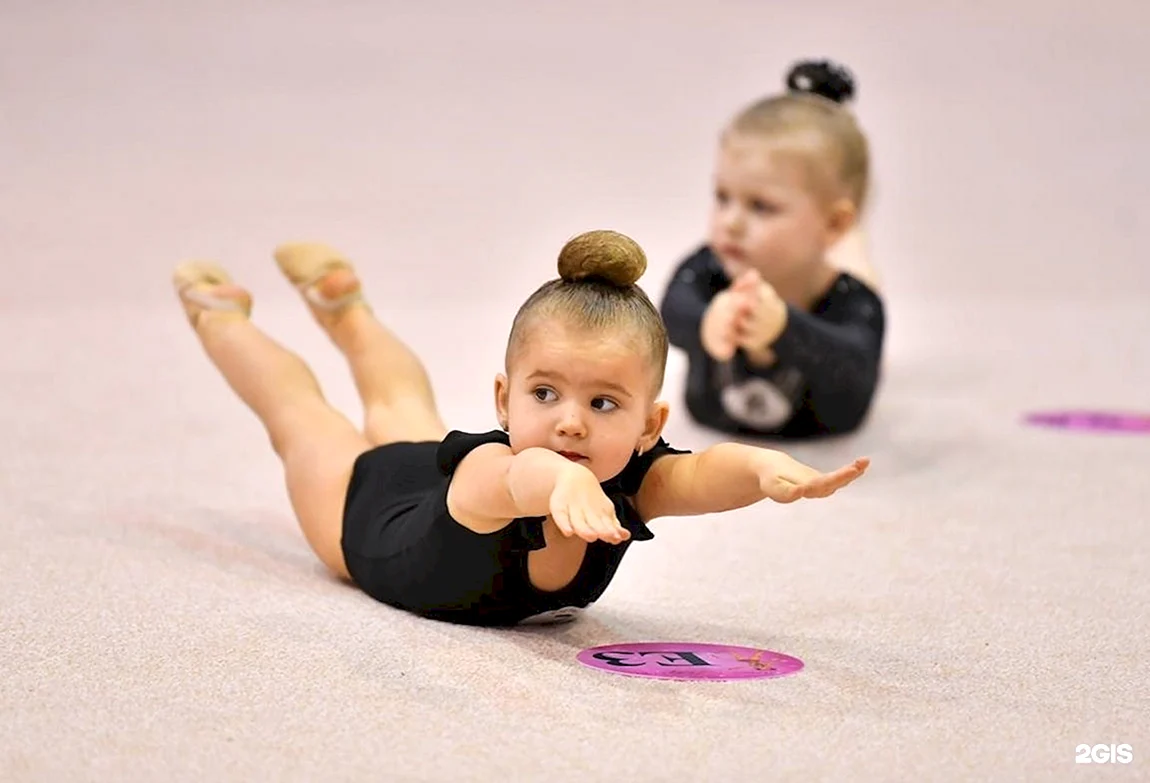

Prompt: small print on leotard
[715,362,804,431]
[720,379,794,430]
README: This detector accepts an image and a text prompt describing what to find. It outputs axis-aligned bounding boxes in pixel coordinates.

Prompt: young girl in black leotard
[660,59,885,439]
[172,230,868,627]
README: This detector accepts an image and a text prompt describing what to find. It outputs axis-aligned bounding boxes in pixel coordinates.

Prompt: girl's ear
[825,198,857,246]
[639,400,671,453]
[494,373,510,431]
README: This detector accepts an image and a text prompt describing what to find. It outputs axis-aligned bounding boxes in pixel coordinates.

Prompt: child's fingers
[761,457,869,502]
[733,269,761,290]
[611,513,630,542]
[761,458,822,500]
[733,289,759,310]
[594,512,628,544]
[702,299,747,360]
[732,299,761,341]
[710,323,739,360]
[724,322,743,345]
[734,316,757,343]
[557,505,591,541]
[771,459,822,485]
[570,508,601,543]
[551,506,574,537]
[592,502,626,542]
[759,471,804,503]
[767,480,803,504]
[799,459,870,498]
[822,458,869,486]
[709,338,736,361]
[729,303,756,338]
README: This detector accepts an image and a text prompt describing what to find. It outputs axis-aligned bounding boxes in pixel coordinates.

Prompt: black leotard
[340,429,689,627]
[659,244,885,439]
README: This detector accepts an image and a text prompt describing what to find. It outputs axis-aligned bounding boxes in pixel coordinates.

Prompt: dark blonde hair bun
[506,228,668,390]
[557,229,647,287]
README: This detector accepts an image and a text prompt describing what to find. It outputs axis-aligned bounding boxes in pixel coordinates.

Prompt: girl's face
[707,132,853,294]
[495,319,668,483]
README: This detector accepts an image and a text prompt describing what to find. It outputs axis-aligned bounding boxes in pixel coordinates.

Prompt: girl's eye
[715,189,729,205]
[750,199,777,214]
[591,397,618,412]
[533,388,557,402]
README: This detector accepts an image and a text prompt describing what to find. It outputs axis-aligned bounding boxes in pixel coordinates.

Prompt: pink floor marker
[577,642,803,681]
[1023,410,1150,434]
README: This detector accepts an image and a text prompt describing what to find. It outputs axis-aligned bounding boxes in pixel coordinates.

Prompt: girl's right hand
[549,464,630,544]
[701,287,756,361]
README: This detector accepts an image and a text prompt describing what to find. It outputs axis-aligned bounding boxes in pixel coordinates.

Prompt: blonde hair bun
[557,229,647,287]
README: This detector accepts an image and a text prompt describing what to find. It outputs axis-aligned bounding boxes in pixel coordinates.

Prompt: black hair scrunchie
[785,59,856,104]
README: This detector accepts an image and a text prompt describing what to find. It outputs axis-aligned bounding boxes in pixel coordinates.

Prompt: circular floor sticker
[577,642,803,681]
[1023,410,1150,434]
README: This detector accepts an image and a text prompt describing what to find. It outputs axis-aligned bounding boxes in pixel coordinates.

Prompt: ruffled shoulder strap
[436,429,511,476]
[608,438,693,497]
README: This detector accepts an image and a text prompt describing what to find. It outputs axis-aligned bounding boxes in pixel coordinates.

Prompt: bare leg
[273,243,447,445]
[174,261,369,580]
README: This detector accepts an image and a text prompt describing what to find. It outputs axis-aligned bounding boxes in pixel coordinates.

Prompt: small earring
[500,422,509,432]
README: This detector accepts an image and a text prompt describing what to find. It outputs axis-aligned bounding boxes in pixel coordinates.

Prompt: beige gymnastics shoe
[172,261,252,327]
[273,241,365,313]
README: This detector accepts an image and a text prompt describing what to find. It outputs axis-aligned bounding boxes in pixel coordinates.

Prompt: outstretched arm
[447,444,630,543]
[634,442,868,521]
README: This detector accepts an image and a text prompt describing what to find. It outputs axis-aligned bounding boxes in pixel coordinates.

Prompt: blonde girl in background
[660,60,884,440]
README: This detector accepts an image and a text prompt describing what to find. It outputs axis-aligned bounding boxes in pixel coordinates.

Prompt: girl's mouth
[718,243,746,261]
[557,450,588,461]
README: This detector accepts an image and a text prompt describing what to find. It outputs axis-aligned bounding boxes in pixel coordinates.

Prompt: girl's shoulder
[826,227,881,293]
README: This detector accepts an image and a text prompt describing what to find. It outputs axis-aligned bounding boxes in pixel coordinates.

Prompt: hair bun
[557,229,647,287]
[786,59,856,104]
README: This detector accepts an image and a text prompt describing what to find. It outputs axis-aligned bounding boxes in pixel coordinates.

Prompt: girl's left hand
[730,270,788,354]
[757,452,870,503]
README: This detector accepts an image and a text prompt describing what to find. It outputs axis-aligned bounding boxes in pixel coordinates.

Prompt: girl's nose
[555,408,587,438]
